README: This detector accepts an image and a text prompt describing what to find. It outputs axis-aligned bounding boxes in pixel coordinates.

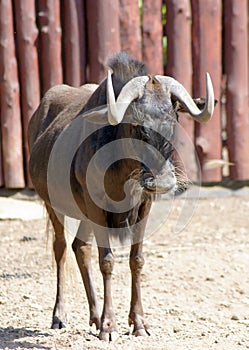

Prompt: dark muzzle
[140,158,177,194]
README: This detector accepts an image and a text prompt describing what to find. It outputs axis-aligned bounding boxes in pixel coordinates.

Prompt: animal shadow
[0,327,51,349]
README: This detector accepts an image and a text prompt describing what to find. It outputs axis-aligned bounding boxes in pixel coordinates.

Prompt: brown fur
[28,53,179,339]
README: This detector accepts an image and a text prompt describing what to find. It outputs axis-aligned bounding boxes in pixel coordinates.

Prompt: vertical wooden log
[63,0,86,86]
[191,0,222,182]
[142,0,163,75]
[37,0,63,94]
[86,0,121,82]
[14,0,40,188]
[165,0,198,181]
[0,0,25,188]
[119,0,142,60]
[224,1,249,180]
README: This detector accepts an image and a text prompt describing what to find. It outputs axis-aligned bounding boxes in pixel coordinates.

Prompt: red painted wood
[224,0,249,180]
[37,0,63,94]
[191,0,222,182]
[119,0,142,60]
[86,0,121,82]
[14,0,40,188]
[63,0,86,86]
[0,0,25,188]
[165,0,199,182]
[142,0,163,75]
[0,0,248,188]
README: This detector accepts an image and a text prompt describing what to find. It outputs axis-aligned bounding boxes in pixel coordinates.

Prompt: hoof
[129,315,150,337]
[133,328,151,337]
[99,330,119,342]
[89,316,100,330]
[51,316,67,329]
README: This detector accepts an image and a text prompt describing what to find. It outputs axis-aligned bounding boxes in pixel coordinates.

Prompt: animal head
[81,53,214,195]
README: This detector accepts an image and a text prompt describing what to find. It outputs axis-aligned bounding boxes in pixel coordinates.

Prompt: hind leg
[46,204,67,329]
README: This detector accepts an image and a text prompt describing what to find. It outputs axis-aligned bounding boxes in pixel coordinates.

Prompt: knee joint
[72,237,81,253]
[100,254,114,275]
[130,255,144,273]
[72,237,89,252]
[72,237,92,268]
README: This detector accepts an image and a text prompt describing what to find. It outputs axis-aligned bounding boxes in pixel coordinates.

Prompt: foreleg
[72,221,100,329]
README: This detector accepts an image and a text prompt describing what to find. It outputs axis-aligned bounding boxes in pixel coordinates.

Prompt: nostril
[143,177,154,187]
[140,172,154,186]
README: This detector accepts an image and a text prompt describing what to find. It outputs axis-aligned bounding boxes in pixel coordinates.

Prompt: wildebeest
[28,52,214,340]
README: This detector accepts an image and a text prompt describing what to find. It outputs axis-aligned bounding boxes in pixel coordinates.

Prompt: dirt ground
[0,192,249,350]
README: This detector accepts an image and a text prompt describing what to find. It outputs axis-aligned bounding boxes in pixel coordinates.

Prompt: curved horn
[154,73,214,123]
[107,70,149,125]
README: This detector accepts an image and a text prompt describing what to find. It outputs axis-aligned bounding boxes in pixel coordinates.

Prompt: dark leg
[129,242,150,336]
[46,204,67,329]
[129,201,151,336]
[84,198,118,340]
[72,221,100,330]
[98,246,118,341]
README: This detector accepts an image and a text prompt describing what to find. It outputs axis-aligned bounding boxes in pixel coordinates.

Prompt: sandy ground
[0,190,249,349]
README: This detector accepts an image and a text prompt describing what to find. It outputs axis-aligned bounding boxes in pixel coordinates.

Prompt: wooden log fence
[165,0,197,182]
[142,0,163,75]
[86,0,121,82]
[191,0,222,182]
[62,0,87,87]
[224,0,249,180]
[0,0,25,188]
[119,0,142,60]
[0,0,248,189]
[37,0,63,94]
[13,0,40,188]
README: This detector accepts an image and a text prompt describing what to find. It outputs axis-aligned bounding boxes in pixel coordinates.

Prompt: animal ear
[175,97,218,113]
[80,106,109,124]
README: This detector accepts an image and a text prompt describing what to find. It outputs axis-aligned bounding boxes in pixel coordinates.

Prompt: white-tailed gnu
[28,52,214,339]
